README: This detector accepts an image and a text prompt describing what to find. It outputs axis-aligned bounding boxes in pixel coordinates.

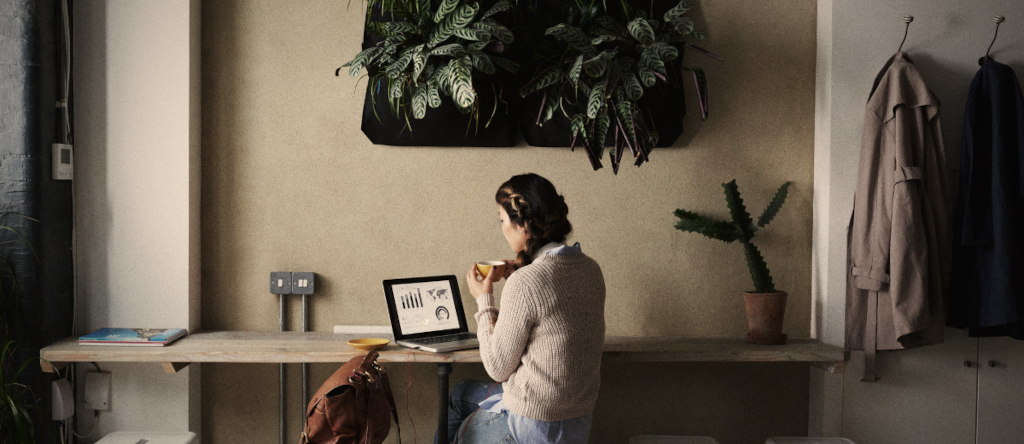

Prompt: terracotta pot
[743,291,788,345]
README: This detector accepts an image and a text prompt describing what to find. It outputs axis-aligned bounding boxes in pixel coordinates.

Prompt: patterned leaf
[648,42,679,61]
[468,41,488,51]
[417,0,430,20]
[345,47,382,77]
[490,56,520,74]
[386,52,414,78]
[545,24,594,54]
[366,21,393,38]
[427,85,442,107]
[519,68,561,97]
[428,3,480,47]
[583,54,608,78]
[622,72,643,100]
[594,112,610,148]
[568,54,584,85]
[454,28,490,41]
[412,84,429,118]
[476,21,514,43]
[389,77,405,99]
[480,0,510,20]
[469,50,496,74]
[670,17,695,36]
[638,67,656,87]
[433,0,459,23]
[570,113,586,140]
[433,64,452,93]
[412,51,428,80]
[540,90,559,123]
[384,35,407,47]
[587,82,606,119]
[431,43,468,57]
[616,99,635,141]
[591,33,621,46]
[692,30,707,41]
[448,57,476,108]
[663,0,692,22]
[640,51,666,74]
[627,18,656,46]
[595,16,621,32]
[383,22,421,34]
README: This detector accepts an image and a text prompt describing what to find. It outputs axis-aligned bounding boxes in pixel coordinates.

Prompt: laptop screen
[383,275,469,340]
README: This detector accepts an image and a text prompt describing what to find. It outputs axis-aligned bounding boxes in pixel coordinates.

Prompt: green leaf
[477,21,514,43]
[622,72,643,100]
[594,16,620,33]
[366,21,394,38]
[545,24,594,54]
[587,82,606,119]
[757,182,791,227]
[594,112,610,148]
[345,47,382,77]
[389,77,405,99]
[454,28,491,41]
[640,51,666,75]
[568,54,584,85]
[663,0,692,22]
[448,57,476,108]
[480,0,510,20]
[468,41,488,51]
[417,0,431,20]
[431,43,468,57]
[490,56,520,73]
[383,22,421,34]
[469,50,496,74]
[434,0,459,23]
[384,35,407,47]
[692,30,707,41]
[638,67,656,87]
[386,52,414,78]
[427,85,442,107]
[428,3,480,47]
[627,17,656,46]
[570,113,586,140]
[670,17,695,36]
[412,84,429,118]
[648,42,679,61]
[541,90,559,123]
[519,68,561,97]
[583,54,609,78]
[722,180,756,239]
[412,51,428,80]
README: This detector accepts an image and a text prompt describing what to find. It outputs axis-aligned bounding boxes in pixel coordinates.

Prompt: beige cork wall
[199,1,817,443]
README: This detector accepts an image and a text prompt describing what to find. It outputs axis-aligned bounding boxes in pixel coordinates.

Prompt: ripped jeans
[434,380,516,444]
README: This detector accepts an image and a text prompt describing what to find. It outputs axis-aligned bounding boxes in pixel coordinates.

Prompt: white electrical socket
[84,371,111,411]
[51,143,73,180]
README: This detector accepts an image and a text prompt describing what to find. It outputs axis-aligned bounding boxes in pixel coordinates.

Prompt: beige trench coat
[845,52,953,381]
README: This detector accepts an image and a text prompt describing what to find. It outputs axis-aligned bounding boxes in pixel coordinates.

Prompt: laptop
[382,275,479,353]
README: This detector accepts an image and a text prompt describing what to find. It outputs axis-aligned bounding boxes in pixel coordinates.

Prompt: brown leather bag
[299,351,400,444]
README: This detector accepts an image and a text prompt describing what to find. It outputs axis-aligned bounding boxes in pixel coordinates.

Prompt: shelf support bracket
[162,362,191,373]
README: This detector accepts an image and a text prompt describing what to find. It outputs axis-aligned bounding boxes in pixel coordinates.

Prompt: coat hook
[979,15,1005,66]
[897,16,914,53]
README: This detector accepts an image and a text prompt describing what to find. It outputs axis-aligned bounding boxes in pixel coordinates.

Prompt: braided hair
[495,173,572,268]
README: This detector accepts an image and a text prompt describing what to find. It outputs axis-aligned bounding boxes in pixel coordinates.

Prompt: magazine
[78,328,187,346]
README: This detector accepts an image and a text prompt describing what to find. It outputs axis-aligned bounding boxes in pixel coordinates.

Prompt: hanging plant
[340,0,521,128]
[519,0,719,173]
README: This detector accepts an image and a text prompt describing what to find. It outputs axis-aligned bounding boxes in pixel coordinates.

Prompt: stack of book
[78,328,187,346]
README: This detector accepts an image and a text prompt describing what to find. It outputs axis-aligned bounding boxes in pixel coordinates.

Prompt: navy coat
[947,60,1024,338]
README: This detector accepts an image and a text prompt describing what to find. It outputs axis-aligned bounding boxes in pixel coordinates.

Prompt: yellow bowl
[475,261,506,279]
[347,338,390,352]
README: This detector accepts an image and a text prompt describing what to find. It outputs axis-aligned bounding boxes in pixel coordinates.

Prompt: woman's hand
[467,264,498,299]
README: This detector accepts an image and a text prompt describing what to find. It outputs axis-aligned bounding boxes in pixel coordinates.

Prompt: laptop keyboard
[414,333,477,345]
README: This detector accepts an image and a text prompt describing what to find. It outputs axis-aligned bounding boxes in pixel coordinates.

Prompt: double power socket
[270,271,316,295]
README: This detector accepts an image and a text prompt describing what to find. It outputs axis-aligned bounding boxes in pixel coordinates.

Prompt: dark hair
[495,173,572,268]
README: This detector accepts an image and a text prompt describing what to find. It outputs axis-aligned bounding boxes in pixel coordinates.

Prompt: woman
[438,173,606,444]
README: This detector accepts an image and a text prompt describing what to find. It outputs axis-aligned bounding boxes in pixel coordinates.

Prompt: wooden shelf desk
[41,331,848,442]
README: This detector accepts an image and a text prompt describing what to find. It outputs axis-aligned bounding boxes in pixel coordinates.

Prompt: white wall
[74,0,201,440]
[812,0,1024,439]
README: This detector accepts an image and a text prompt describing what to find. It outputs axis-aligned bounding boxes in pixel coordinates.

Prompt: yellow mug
[475,261,507,280]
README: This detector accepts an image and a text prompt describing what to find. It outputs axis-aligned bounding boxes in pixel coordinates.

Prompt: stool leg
[437,363,453,444]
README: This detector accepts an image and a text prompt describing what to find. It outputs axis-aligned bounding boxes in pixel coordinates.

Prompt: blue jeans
[435,380,516,444]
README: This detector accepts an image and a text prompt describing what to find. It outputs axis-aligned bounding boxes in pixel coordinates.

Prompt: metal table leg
[437,363,453,444]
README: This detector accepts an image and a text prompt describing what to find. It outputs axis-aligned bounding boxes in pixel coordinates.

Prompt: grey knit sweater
[475,252,606,421]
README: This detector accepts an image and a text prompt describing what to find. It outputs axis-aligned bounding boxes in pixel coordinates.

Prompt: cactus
[674,180,791,293]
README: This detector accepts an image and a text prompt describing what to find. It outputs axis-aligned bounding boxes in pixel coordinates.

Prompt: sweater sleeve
[474,277,535,383]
